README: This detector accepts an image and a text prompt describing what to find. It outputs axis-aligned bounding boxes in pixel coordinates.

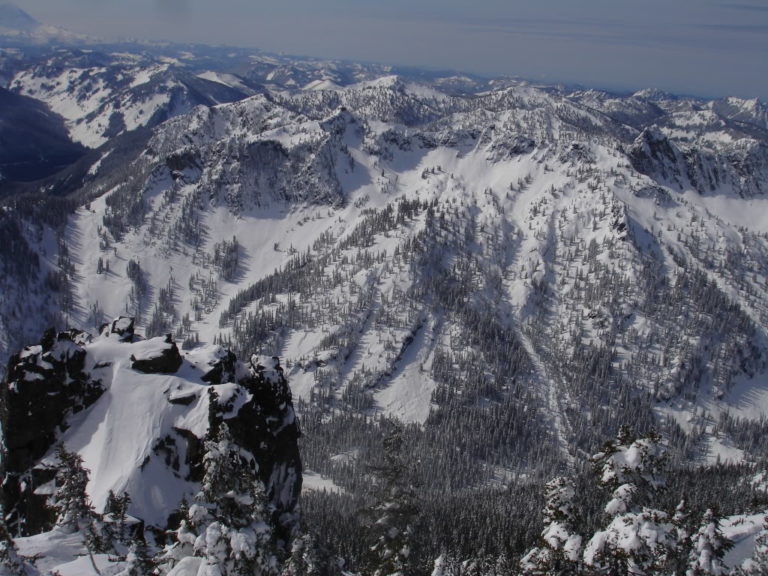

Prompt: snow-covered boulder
[130,334,183,374]
[103,316,135,342]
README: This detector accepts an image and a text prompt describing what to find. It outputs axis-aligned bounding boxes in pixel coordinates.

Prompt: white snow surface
[302,470,346,494]
[52,78,768,438]
[10,61,175,147]
[38,335,228,527]
[5,68,768,467]
[723,513,768,570]
[16,528,118,576]
[197,70,256,95]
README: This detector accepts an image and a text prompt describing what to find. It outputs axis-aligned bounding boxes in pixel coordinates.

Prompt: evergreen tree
[492,553,512,576]
[686,509,732,576]
[50,444,111,569]
[162,423,279,576]
[105,490,132,549]
[429,553,460,576]
[519,476,582,575]
[282,533,323,576]
[52,444,92,533]
[158,515,197,574]
[364,424,419,576]
[670,499,693,576]
[117,538,156,576]
[583,427,673,576]
[0,505,37,576]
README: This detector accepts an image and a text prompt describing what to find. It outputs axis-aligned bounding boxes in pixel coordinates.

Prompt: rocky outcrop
[628,127,685,187]
[104,316,135,341]
[226,355,302,543]
[1,328,103,533]
[200,347,238,384]
[1,323,302,542]
[629,125,768,198]
[3,328,102,473]
[130,334,183,373]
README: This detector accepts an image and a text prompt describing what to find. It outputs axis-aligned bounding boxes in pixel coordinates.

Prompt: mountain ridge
[2,31,768,574]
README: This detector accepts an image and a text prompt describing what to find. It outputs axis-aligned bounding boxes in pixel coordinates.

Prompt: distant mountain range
[0,2,90,44]
[2,4,768,573]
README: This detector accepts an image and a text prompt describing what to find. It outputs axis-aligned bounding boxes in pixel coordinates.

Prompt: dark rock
[109,316,135,341]
[165,149,201,173]
[2,328,302,545]
[200,348,238,384]
[561,141,596,165]
[173,427,204,482]
[40,327,56,352]
[633,185,674,206]
[628,127,684,187]
[130,334,183,374]
[168,393,196,406]
[1,330,103,534]
[225,354,302,545]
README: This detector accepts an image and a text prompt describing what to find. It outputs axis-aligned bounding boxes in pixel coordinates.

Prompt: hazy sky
[19,0,768,99]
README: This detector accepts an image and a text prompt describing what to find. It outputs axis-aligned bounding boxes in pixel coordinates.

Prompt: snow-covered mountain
[4,61,768,466]
[0,87,85,181]
[3,22,768,573]
[7,49,254,148]
[0,3,89,45]
[31,72,764,460]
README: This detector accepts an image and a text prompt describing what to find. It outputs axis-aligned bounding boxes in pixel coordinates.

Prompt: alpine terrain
[1,4,768,575]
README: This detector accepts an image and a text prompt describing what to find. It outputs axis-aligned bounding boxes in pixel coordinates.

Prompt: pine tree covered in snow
[49,443,114,565]
[670,499,694,576]
[0,507,37,576]
[686,508,732,576]
[519,476,582,575]
[429,554,461,576]
[116,539,156,576]
[158,513,197,574]
[162,418,280,576]
[104,489,132,549]
[281,533,327,576]
[582,427,674,575]
[51,443,92,533]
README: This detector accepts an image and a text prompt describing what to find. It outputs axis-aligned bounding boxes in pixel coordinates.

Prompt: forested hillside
[1,19,768,574]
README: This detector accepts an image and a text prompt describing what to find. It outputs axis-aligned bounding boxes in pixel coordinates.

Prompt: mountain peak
[0,3,39,31]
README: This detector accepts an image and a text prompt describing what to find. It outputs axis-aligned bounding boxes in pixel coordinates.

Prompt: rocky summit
[1,321,301,541]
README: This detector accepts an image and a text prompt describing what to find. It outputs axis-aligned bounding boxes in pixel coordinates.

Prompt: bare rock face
[3,328,102,473]
[1,328,104,533]
[225,355,302,543]
[628,127,685,187]
[200,348,238,384]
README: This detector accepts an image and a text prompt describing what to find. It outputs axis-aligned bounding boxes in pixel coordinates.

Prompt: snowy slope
[2,319,301,540]
[9,49,252,147]
[15,73,758,473]
[2,53,768,480]
[2,40,768,576]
